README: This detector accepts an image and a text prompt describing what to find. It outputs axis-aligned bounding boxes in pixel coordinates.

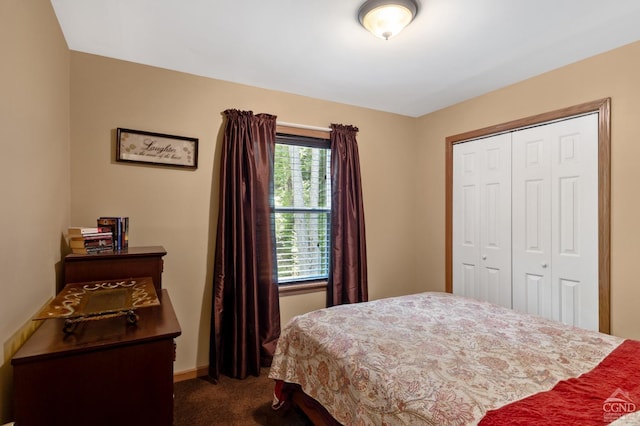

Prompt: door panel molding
[452,135,512,308]
[445,98,611,333]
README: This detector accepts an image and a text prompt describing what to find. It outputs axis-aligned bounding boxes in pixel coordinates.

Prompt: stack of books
[97,216,129,250]
[68,226,114,254]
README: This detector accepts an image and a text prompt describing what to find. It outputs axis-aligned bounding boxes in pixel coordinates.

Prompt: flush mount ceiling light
[358,0,419,40]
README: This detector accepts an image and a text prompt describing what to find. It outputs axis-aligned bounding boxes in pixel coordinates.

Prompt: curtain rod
[276,121,332,133]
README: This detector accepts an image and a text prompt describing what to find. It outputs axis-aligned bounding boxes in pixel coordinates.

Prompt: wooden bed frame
[282,382,341,425]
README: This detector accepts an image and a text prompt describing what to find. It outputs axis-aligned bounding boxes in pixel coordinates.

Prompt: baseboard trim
[174,365,209,382]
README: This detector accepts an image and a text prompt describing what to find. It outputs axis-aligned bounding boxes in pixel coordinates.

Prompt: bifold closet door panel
[512,114,599,331]
[453,133,512,308]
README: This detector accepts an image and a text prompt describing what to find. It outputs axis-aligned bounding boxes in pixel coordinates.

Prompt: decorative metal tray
[34,277,160,333]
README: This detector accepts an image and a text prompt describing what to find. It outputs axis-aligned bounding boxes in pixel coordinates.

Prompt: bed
[268,292,640,425]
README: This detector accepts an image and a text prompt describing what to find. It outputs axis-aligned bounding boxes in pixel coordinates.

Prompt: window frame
[274,130,331,293]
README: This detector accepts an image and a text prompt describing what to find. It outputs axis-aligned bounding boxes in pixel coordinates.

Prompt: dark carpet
[173,368,313,425]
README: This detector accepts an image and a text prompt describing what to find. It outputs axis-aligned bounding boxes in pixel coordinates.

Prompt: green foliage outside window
[274,141,331,283]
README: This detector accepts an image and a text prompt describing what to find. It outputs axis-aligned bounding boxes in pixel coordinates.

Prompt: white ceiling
[50,0,640,117]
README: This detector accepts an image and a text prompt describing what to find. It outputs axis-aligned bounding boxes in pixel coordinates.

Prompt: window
[274,134,331,284]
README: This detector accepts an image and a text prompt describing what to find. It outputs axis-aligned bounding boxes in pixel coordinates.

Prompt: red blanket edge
[479,339,640,425]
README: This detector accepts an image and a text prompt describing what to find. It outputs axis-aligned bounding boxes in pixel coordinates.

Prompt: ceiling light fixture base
[358,0,419,40]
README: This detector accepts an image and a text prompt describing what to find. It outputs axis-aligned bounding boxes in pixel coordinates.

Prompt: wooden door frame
[445,98,611,333]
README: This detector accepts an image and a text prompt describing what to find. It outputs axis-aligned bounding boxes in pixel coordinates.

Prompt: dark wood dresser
[11,289,181,426]
[63,246,167,292]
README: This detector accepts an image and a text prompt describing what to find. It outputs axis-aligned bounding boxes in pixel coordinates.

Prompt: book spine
[97,218,119,250]
[71,246,114,254]
[83,239,113,248]
[70,232,113,240]
[68,226,111,236]
[98,216,129,250]
[117,217,122,250]
[124,217,129,248]
[70,235,113,248]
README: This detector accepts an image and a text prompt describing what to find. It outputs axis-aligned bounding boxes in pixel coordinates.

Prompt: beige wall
[69,52,418,375]
[0,0,70,422]
[415,40,640,340]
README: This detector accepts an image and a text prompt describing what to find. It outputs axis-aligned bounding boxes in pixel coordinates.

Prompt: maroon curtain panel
[328,124,368,306]
[209,109,281,380]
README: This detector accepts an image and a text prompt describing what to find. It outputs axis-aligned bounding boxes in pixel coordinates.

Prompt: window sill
[278,280,327,295]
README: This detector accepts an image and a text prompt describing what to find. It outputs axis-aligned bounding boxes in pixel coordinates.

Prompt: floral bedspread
[268,292,623,425]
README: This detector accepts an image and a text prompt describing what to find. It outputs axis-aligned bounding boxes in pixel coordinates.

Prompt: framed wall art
[116,128,198,169]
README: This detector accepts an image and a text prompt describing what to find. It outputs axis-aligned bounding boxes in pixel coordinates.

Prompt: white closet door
[512,114,599,330]
[453,133,512,308]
